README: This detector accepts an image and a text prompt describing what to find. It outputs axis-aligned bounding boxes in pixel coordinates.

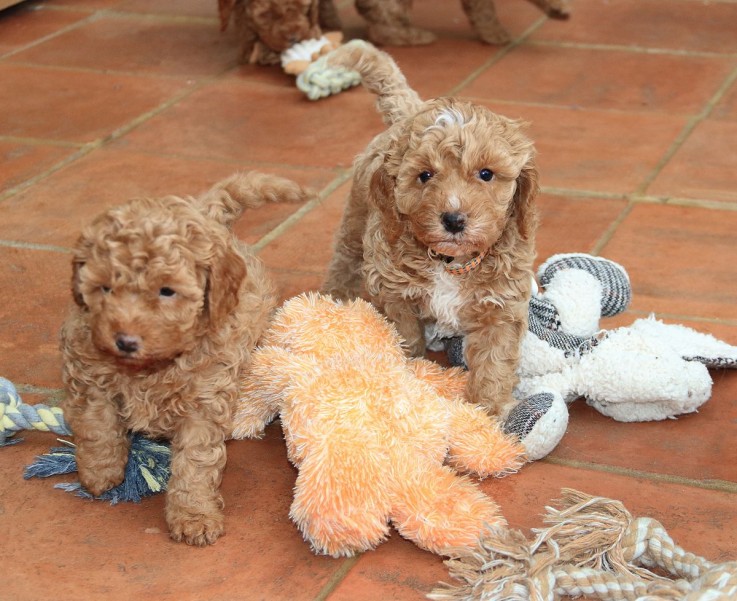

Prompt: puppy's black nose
[115,334,140,354]
[441,211,466,234]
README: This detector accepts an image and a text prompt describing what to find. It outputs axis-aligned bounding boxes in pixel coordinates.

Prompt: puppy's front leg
[379,296,425,357]
[464,303,528,418]
[66,390,129,497]
[166,416,227,546]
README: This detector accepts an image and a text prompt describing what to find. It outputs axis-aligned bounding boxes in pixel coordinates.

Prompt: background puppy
[61,172,309,546]
[218,0,341,64]
[353,0,570,46]
[322,41,538,419]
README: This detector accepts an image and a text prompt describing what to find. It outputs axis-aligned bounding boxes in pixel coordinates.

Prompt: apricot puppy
[61,172,310,545]
[323,42,539,419]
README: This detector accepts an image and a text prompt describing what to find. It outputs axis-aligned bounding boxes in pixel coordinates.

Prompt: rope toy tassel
[430,527,558,601]
[430,489,737,601]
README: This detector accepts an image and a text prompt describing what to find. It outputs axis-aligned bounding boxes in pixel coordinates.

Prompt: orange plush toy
[232,293,525,557]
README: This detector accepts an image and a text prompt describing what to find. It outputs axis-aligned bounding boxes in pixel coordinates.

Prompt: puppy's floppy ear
[71,259,87,307]
[512,154,539,241]
[369,164,404,245]
[206,244,247,330]
[70,235,91,308]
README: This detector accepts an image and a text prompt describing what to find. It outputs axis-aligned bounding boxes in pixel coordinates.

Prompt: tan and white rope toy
[280,32,361,100]
[430,489,737,601]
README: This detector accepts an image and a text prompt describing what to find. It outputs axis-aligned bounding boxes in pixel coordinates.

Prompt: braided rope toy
[0,377,69,446]
[1,376,170,503]
[430,489,737,601]
[281,33,361,101]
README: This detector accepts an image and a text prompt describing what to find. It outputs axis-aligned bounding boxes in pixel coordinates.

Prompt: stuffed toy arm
[232,346,298,439]
[628,317,737,368]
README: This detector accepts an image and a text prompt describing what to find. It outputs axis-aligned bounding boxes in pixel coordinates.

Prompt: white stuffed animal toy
[445,253,737,460]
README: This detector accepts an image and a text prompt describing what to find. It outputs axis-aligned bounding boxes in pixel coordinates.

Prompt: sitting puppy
[322,41,539,419]
[60,172,310,546]
[352,0,570,46]
[218,0,341,64]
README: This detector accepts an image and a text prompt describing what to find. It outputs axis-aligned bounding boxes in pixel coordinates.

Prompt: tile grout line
[0,135,84,149]
[0,8,102,61]
[634,63,737,197]
[0,64,238,205]
[0,239,71,253]
[589,200,635,256]
[252,170,353,254]
[4,59,219,81]
[311,555,362,601]
[0,6,220,62]
[527,38,737,60]
[445,16,549,97]
[544,456,737,494]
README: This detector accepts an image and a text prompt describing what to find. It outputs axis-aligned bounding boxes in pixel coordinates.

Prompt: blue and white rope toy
[1,376,170,503]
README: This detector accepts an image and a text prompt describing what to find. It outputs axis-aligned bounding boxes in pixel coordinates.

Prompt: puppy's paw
[168,510,225,546]
[79,464,126,497]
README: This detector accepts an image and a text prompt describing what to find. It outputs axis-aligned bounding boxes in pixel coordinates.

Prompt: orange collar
[428,248,489,275]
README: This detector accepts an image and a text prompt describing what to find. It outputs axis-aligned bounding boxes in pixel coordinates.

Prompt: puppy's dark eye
[101,286,111,294]
[418,170,434,184]
[478,168,494,182]
[159,287,176,298]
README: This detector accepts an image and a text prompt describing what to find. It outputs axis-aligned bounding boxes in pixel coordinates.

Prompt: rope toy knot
[431,489,737,601]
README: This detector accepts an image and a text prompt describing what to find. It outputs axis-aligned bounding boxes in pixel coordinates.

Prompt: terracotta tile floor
[2,0,736,599]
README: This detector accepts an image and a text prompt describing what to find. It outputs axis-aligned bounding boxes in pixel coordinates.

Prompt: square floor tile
[115,79,384,169]
[0,140,77,194]
[532,0,737,54]
[0,147,334,247]
[0,246,69,387]
[0,63,188,143]
[464,44,733,115]
[647,119,737,203]
[484,102,687,195]
[599,203,737,321]
[0,3,89,55]
[10,14,237,76]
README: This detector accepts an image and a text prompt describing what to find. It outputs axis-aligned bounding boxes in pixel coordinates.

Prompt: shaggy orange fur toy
[232,293,525,557]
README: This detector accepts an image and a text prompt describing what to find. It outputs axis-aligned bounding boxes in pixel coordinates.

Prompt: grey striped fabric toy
[445,253,737,461]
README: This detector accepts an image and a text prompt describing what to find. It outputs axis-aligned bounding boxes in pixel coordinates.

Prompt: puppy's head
[71,197,245,369]
[373,99,538,259]
[247,0,320,51]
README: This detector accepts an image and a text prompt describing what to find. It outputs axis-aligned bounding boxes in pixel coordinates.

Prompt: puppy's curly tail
[196,171,311,228]
[327,40,423,125]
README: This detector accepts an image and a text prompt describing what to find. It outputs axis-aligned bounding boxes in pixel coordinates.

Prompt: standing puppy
[322,42,538,419]
[61,172,310,545]
[354,0,570,46]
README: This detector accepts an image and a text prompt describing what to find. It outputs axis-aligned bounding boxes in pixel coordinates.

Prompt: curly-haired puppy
[218,0,341,64]
[352,0,570,46]
[61,172,310,546]
[322,41,539,419]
